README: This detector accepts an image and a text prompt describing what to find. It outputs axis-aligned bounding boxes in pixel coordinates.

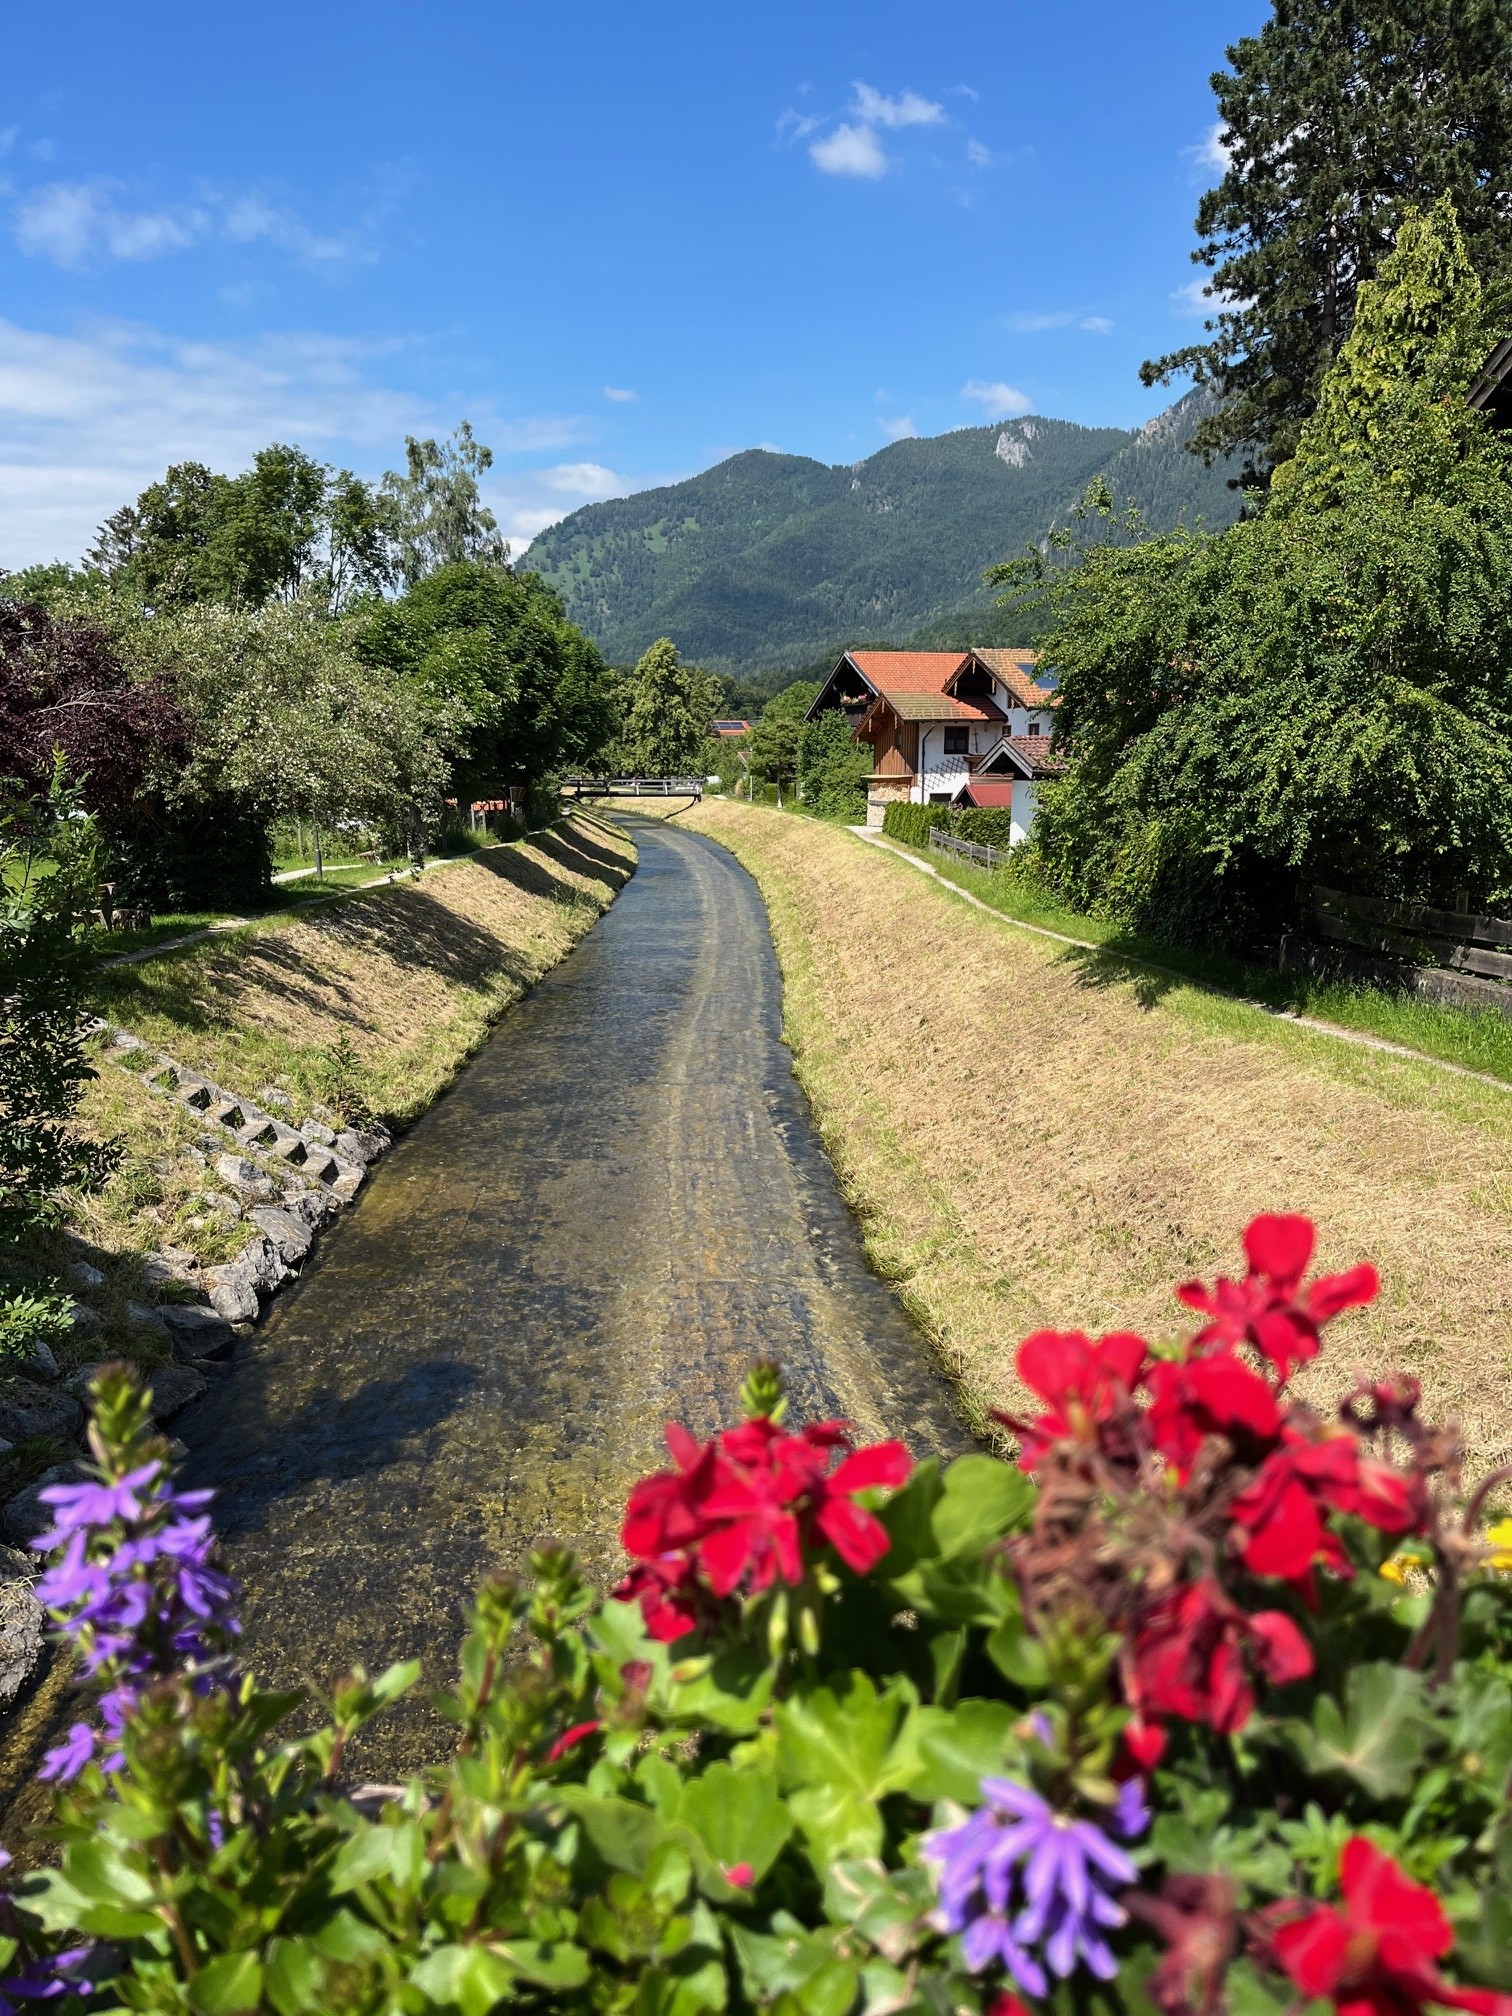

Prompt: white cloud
[11,177,374,270]
[776,107,823,143]
[1004,309,1113,335]
[1187,121,1232,176]
[1172,277,1215,316]
[962,378,1033,420]
[851,83,944,129]
[810,122,888,178]
[538,461,627,495]
[0,314,594,567]
[603,384,637,403]
[965,138,992,168]
[879,414,916,440]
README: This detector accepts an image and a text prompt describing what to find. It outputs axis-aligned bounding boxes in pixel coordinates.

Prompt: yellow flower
[1378,1552,1410,1585]
[1486,1517,1512,1573]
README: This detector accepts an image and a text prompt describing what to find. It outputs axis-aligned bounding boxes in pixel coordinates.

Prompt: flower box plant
[5,1215,1512,2016]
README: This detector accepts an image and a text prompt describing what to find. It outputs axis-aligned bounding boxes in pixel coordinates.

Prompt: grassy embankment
[685,798,1512,1470]
[22,813,635,1366]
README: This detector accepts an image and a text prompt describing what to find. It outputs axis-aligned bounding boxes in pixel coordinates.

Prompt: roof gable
[968,647,1058,713]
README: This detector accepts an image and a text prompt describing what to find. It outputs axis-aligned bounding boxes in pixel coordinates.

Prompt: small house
[804,646,1059,832]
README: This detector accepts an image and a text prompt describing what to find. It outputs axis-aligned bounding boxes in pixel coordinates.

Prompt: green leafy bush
[952,808,1016,849]
[11,1217,1512,2015]
[881,802,940,847]
[798,711,871,821]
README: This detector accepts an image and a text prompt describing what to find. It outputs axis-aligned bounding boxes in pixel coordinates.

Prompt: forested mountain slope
[522,391,1242,674]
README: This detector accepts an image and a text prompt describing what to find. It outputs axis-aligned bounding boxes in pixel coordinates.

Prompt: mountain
[520,391,1243,677]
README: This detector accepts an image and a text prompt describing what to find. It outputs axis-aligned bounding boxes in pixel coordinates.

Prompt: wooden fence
[561,777,703,800]
[929,827,1011,874]
[1306,885,1512,985]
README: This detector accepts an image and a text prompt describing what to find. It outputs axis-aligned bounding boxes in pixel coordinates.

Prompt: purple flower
[923,1775,1139,1992]
[30,1445,240,1776]
[1112,1775,1149,1840]
[2,1946,100,2004]
[37,1724,94,1784]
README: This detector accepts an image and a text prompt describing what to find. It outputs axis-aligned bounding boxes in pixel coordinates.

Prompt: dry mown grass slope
[687,800,1512,1469]
[69,815,635,1271]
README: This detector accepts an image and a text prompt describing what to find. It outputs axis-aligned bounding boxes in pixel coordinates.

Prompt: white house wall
[1011,781,1038,844]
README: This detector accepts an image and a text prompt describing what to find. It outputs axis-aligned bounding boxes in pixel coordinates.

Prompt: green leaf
[677,1761,794,1885]
[263,1938,326,2016]
[329,1819,425,1895]
[897,1699,1021,1803]
[930,1456,1035,1556]
[188,1951,264,2016]
[559,1790,668,1877]
[984,1613,1045,1690]
[1290,1663,1436,1799]
[776,1674,907,1865]
[411,1939,588,2013]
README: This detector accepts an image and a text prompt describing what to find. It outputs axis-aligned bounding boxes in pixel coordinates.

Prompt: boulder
[0,1387,83,1446]
[288,1189,339,1233]
[329,1159,366,1203]
[257,1085,294,1114]
[160,1303,235,1361]
[245,1205,313,1266]
[65,1260,105,1292]
[204,1235,284,1323]
[0,1581,44,1707]
[142,1364,209,1420]
[299,1120,337,1147]
[68,1301,102,1338]
[142,1247,198,1287]
[124,1300,170,1340]
[22,1342,59,1383]
[333,1127,389,1167]
[215,1154,278,1203]
[2,1463,88,1545]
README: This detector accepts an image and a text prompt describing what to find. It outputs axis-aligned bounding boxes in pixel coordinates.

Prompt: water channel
[33,814,971,1785]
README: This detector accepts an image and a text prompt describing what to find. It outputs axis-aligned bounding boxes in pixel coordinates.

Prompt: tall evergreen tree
[1142,0,1512,482]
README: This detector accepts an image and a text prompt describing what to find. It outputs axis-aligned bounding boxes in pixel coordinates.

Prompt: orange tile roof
[849,650,970,693]
[956,779,1017,809]
[971,647,1058,713]
[847,650,1003,723]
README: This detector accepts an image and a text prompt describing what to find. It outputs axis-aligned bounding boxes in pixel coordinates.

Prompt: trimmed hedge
[882,802,1019,852]
[953,807,1016,849]
[880,802,939,847]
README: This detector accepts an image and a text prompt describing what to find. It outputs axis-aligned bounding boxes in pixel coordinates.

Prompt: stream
[23,813,970,1787]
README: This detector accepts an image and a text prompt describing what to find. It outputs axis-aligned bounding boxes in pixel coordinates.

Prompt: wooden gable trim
[805,652,878,722]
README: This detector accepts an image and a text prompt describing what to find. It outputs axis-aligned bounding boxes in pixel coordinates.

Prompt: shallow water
[13,815,969,1789]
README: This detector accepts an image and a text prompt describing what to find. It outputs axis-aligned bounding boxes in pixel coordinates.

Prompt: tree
[798,708,872,820]
[0,766,119,1243]
[140,602,449,863]
[357,562,616,795]
[1142,0,1512,481]
[1008,204,1512,943]
[625,639,719,775]
[381,423,508,588]
[91,449,396,612]
[746,681,820,802]
[0,598,185,814]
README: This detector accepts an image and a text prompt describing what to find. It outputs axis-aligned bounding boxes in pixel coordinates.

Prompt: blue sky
[0,0,1266,568]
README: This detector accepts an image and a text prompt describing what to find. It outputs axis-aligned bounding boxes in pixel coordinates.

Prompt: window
[943,726,969,754]
[928,792,952,804]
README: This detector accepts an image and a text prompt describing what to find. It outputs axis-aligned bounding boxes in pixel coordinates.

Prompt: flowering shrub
[4,1216,1512,2016]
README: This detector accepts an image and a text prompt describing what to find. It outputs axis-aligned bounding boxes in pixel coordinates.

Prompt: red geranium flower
[1229,1425,1425,1589]
[1131,1577,1312,1733]
[615,1410,911,1633]
[1270,1837,1512,2016]
[1178,1214,1379,1382]
[1145,1349,1282,1478]
[1002,1328,1148,1469]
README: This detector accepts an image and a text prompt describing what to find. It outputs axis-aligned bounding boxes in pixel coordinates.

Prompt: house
[804,646,1059,833]
[710,719,751,738]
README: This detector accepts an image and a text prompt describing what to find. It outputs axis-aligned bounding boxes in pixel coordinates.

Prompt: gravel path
[171,814,968,1770]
